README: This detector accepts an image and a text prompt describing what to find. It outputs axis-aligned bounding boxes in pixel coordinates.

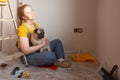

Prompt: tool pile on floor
[0,65,31,79]
[11,66,31,79]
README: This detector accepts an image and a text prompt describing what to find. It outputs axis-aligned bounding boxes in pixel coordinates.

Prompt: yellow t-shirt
[17,22,39,48]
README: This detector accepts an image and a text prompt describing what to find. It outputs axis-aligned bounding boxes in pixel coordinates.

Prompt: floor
[0,52,102,80]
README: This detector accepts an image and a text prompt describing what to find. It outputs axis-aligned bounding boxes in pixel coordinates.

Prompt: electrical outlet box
[74,28,83,33]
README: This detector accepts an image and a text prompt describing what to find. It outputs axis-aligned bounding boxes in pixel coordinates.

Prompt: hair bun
[18,2,23,7]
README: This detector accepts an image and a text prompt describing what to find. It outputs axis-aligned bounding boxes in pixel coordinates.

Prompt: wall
[0,0,96,55]
[96,0,120,78]
[24,0,97,53]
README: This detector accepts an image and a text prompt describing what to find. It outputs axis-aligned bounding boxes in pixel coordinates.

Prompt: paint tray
[71,53,97,62]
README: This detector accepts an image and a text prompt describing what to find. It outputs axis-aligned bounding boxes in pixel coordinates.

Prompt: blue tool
[11,66,24,78]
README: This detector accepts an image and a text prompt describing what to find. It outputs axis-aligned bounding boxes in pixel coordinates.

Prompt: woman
[17,4,71,68]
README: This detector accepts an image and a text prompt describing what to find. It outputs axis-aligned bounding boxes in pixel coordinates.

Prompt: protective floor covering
[0,52,102,80]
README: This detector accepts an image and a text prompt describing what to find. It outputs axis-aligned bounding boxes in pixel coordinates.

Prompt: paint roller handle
[110,65,118,75]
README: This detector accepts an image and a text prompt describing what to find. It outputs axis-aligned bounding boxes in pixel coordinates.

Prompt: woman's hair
[17,4,31,26]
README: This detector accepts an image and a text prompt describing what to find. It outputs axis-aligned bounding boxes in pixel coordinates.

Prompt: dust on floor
[0,52,102,80]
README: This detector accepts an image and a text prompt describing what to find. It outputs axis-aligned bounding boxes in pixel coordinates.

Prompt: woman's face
[23,6,35,21]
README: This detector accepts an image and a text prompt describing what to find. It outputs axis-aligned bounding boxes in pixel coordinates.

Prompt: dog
[30,28,51,53]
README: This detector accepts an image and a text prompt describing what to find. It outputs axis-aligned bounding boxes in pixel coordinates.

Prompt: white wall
[96,0,120,78]
[24,0,97,53]
[0,0,96,55]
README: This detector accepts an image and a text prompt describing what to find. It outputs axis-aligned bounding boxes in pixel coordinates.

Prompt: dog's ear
[41,28,44,31]
[34,28,39,33]
[41,29,44,32]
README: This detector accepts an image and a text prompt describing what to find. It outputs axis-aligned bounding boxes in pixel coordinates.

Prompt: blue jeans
[20,39,65,66]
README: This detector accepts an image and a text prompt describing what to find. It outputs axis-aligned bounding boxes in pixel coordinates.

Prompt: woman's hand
[41,38,50,47]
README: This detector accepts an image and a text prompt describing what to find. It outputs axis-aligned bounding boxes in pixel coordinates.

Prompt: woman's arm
[19,36,45,55]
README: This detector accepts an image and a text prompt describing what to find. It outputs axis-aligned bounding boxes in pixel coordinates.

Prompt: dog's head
[33,28,45,39]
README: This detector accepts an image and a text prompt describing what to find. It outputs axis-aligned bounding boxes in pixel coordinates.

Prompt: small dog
[30,28,50,53]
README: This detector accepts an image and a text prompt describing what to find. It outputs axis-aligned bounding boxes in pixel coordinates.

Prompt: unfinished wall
[96,0,120,78]
[24,0,97,53]
[0,0,97,55]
